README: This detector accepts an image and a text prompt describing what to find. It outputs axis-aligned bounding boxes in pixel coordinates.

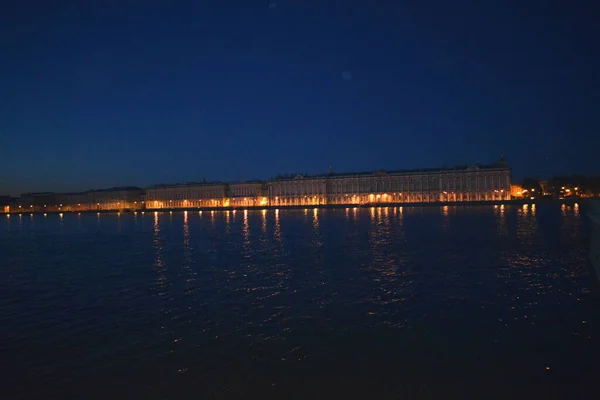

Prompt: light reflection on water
[1,204,598,398]
[494,204,508,235]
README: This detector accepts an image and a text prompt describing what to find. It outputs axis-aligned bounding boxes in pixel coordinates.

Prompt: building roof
[148,181,224,189]
[89,186,143,193]
[273,161,510,181]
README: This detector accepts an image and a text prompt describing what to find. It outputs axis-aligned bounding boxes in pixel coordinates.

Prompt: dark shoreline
[1,198,585,215]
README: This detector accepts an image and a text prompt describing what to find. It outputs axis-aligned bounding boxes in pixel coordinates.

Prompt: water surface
[1,205,598,399]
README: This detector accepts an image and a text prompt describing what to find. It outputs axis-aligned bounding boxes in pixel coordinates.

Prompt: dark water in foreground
[1,204,599,399]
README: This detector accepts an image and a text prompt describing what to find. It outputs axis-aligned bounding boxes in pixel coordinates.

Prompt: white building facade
[268,160,511,206]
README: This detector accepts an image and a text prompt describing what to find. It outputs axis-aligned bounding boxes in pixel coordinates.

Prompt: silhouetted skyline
[2,0,599,196]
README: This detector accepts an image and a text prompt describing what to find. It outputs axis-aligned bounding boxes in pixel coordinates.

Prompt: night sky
[2,0,599,195]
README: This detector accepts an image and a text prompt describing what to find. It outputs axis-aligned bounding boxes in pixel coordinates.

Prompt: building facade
[145,183,227,209]
[268,160,511,206]
[144,181,269,209]
[11,188,143,212]
[227,182,269,207]
[3,159,512,213]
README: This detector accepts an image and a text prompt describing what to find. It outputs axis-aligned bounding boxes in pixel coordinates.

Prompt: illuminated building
[269,159,511,206]
[1,195,13,213]
[227,182,269,207]
[14,188,143,212]
[3,158,512,213]
[145,182,227,209]
[145,181,268,209]
[510,184,524,198]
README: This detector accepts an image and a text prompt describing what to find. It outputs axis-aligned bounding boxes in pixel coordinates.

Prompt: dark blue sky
[2,0,599,195]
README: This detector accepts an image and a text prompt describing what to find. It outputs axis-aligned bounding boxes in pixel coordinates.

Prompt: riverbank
[0,197,585,215]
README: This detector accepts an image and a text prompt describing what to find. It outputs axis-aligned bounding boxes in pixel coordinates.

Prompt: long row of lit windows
[274,175,510,196]
[5,189,510,213]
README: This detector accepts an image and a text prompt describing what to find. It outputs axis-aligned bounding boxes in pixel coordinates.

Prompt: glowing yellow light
[517,191,522,195]
[78,204,81,206]
[30,205,33,208]
[575,187,579,190]
[530,197,534,199]
[18,205,21,208]
[59,213,63,217]
[531,189,535,192]
[561,187,565,189]
[565,189,571,192]
[44,213,47,217]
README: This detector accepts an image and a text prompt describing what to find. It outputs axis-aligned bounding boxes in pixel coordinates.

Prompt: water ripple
[1,205,599,398]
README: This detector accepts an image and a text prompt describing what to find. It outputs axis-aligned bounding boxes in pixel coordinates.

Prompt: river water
[1,204,599,399]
